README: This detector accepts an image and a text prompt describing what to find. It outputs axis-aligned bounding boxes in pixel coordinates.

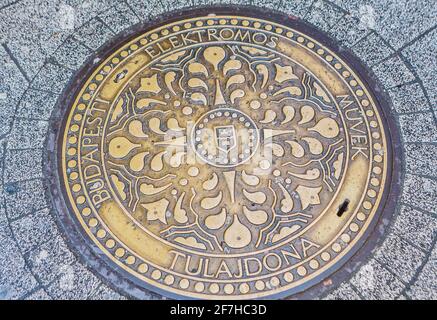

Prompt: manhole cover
[50,8,398,299]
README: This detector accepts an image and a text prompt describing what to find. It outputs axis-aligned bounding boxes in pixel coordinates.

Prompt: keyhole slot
[337,199,350,217]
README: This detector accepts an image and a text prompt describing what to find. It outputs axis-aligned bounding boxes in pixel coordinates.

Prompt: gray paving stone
[277,0,313,18]
[304,0,345,34]
[329,13,370,48]
[16,88,58,120]
[404,143,437,177]
[0,222,39,299]
[4,148,44,183]
[387,82,431,114]
[402,174,437,215]
[90,284,127,300]
[7,118,48,149]
[31,62,73,94]
[98,1,140,35]
[52,36,92,70]
[0,0,78,78]
[352,32,394,67]
[73,18,115,51]
[126,0,165,19]
[393,205,437,252]
[372,55,415,89]
[45,261,102,300]
[350,259,405,300]
[375,234,427,283]
[329,0,437,50]
[398,112,437,143]
[24,288,52,300]
[323,283,361,300]
[406,245,437,299]
[10,207,58,253]
[26,234,76,285]
[4,179,48,220]
[402,28,437,108]
[0,45,28,137]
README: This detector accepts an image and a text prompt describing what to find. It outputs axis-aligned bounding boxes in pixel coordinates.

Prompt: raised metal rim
[44,4,403,300]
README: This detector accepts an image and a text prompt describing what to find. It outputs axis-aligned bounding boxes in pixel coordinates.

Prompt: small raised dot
[250,100,261,109]
[82,207,91,216]
[207,20,214,26]
[188,166,199,177]
[334,63,342,69]
[283,272,294,282]
[357,212,366,221]
[68,148,76,156]
[332,243,342,252]
[309,260,319,269]
[179,178,188,186]
[361,99,370,107]
[112,57,120,64]
[363,201,372,210]
[297,36,304,43]
[297,266,307,276]
[130,44,139,50]
[342,70,351,78]
[350,80,357,86]
[372,132,381,139]
[96,229,106,238]
[68,160,77,168]
[317,48,324,55]
[371,177,380,186]
[341,234,351,243]
[373,167,382,174]
[255,280,265,291]
[76,196,85,204]
[239,283,250,294]
[270,277,280,286]
[374,155,383,163]
[370,121,378,128]
[70,172,78,180]
[196,21,203,27]
[70,124,79,132]
[273,169,281,177]
[72,184,81,192]
[77,103,86,110]
[367,189,377,198]
[182,106,192,115]
[172,26,180,32]
[151,33,158,40]
[326,55,333,62]
[230,19,238,25]
[350,223,359,232]
[275,27,283,34]
[194,282,205,292]
[209,283,219,294]
[126,255,135,265]
[254,22,261,28]
[179,279,189,289]
[219,19,227,25]
[164,275,174,285]
[242,20,250,26]
[224,284,234,294]
[286,31,293,37]
[96,74,104,81]
[307,42,315,48]
[138,263,148,273]
[356,89,364,96]
[366,110,374,117]
[115,248,125,257]
[151,269,161,280]
[161,29,169,36]
[321,252,331,261]
[106,239,115,248]
[88,218,98,227]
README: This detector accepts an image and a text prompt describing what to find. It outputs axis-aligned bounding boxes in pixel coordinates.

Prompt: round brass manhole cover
[52,9,396,299]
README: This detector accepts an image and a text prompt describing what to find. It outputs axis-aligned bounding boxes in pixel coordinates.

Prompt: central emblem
[57,14,391,299]
[192,108,259,167]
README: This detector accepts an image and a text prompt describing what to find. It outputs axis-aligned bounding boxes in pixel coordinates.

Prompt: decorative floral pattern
[104,44,345,253]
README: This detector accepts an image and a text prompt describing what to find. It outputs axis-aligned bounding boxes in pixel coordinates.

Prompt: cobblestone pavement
[0,0,436,300]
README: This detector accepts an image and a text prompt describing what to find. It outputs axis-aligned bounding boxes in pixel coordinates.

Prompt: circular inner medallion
[56,11,395,299]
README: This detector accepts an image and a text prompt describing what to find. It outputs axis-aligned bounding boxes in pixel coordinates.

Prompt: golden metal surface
[61,15,389,299]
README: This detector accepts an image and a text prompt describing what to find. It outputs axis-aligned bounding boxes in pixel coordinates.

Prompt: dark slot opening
[337,199,350,217]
